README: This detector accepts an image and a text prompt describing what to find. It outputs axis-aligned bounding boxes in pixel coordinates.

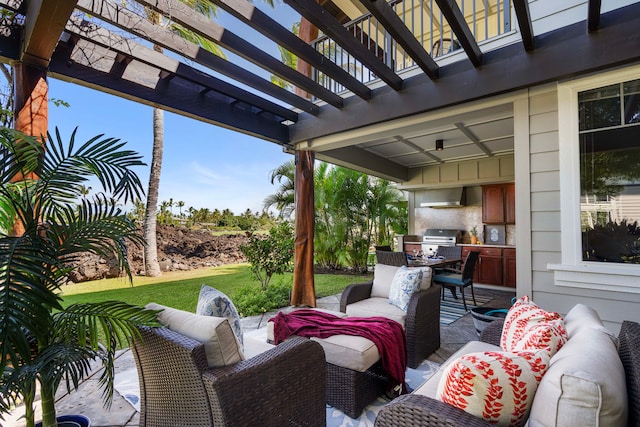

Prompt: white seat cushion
[311,334,380,372]
[242,328,275,359]
[146,302,244,368]
[265,309,380,372]
[345,297,406,326]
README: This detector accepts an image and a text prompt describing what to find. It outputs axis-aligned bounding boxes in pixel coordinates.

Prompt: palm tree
[0,127,159,427]
[264,159,296,218]
[265,161,407,271]
[78,184,92,200]
[132,0,224,276]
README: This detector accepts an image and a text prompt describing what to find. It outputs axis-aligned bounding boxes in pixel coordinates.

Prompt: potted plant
[470,226,479,244]
[0,127,160,427]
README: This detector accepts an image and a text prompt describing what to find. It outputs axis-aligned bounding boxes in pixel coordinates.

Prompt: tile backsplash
[414,206,515,245]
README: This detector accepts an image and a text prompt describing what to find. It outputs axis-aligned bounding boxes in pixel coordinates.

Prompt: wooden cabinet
[477,247,503,286]
[503,248,516,288]
[482,183,515,224]
[461,246,516,288]
[482,185,505,224]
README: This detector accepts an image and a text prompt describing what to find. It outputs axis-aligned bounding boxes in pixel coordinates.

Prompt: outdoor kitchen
[399,184,516,288]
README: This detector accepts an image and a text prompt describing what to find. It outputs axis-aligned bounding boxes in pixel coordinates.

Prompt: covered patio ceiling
[0,0,639,182]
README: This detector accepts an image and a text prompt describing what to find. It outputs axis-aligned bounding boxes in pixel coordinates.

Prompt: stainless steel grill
[422,229,462,256]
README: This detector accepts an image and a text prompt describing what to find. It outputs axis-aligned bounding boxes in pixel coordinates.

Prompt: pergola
[2,0,640,305]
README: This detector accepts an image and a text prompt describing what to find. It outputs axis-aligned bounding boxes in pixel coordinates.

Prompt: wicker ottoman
[326,359,388,418]
[266,310,388,418]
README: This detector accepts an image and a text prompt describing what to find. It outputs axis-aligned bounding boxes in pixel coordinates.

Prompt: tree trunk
[291,150,316,307]
[144,107,163,277]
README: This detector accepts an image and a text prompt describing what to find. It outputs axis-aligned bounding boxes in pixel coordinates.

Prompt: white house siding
[523,76,640,332]
[525,85,562,316]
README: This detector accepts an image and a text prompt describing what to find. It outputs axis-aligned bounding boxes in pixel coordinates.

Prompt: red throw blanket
[269,309,408,394]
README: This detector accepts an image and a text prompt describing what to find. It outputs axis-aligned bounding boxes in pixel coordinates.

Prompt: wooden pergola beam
[135,0,344,108]
[434,0,483,67]
[76,0,319,115]
[360,0,439,80]
[210,0,372,100]
[65,18,298,123]
[285,0,404,91]
[588,0,602,32]
[513,0,535,51]
[50,39,291,143]
[20,0,77,68]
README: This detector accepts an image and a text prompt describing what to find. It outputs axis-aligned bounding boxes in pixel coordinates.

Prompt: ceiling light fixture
[435,139,444,151]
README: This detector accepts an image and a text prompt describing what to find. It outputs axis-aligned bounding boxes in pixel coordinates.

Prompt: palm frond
[52,302,161,406]
[0,235,62,373]
[37,128,146,208]
[34,342,99,398]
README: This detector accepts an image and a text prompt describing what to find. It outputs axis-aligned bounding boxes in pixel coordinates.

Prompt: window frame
[550,66,640,294]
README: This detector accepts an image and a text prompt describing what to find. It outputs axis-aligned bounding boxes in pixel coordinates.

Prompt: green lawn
[60,263,372,316]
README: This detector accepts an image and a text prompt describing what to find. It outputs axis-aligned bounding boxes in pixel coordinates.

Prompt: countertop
[457,244,515,248]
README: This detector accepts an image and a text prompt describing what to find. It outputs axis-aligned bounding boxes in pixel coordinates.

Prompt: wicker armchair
[131,326,326,427]
[340,279,440,369]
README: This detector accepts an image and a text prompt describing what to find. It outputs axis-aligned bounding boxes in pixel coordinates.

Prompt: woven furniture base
[326,360,388,418]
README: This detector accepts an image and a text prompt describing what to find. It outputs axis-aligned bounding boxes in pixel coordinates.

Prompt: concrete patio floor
[5,286,514,427]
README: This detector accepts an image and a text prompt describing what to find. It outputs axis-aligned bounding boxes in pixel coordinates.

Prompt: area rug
[114,359,440,426]
[114,368,140,411]
[326,359,440,426]
[439,293,493,325]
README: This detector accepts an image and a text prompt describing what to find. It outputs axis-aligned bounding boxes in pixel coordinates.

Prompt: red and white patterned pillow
[436,350,551,427]
[510,317,568,355]
[500,296,563,351]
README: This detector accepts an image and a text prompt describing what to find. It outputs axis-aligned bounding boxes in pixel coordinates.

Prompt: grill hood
[419,187,466,207]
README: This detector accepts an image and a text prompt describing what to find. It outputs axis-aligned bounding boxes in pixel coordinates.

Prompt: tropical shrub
[239,221,294,288]
[233,280,291,316]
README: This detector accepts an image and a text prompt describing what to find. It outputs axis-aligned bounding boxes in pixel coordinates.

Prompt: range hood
[419,187,466,207]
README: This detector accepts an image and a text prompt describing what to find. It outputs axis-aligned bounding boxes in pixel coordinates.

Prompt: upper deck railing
[311,0,512,94]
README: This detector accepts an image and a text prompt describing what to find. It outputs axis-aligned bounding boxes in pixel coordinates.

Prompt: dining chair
[432,250,480,311]
[433,245,462,278]
[375,250,408,267]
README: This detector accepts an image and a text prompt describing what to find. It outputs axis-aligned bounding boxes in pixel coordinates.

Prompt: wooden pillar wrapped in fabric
[10,63,48,236]
[291,150,316,307]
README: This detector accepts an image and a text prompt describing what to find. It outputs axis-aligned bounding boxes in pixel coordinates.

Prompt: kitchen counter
[458,244,515,248]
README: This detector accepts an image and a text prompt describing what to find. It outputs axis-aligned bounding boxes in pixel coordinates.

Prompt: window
[578,79,640,264]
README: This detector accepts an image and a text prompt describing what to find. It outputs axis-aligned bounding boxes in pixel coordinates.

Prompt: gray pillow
[196,285,243,346]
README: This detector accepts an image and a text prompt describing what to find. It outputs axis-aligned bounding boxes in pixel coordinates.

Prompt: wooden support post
[295,17,318,99]
[10,63,48,236]
[291,150,316,307]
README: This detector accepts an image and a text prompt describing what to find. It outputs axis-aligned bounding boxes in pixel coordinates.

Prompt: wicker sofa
[131,324,326,427]
[340,263,440,368]
[375,305,640,427]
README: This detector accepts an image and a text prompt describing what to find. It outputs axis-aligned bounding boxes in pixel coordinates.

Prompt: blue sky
[48,2,302,215]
